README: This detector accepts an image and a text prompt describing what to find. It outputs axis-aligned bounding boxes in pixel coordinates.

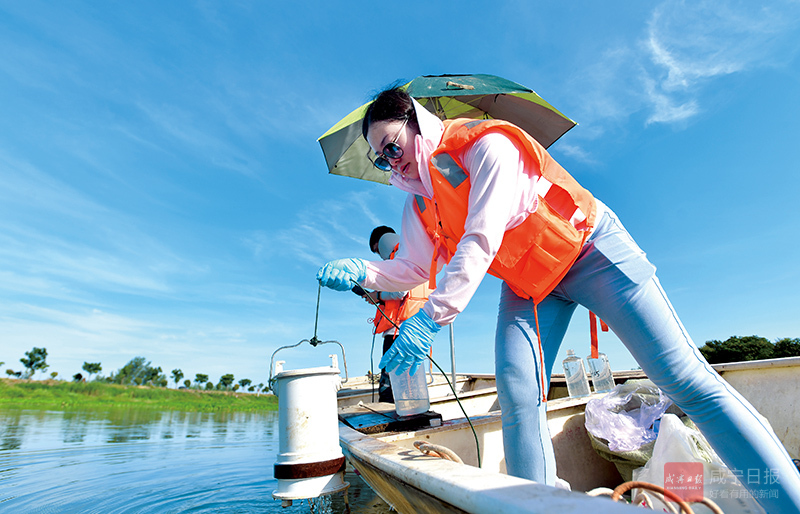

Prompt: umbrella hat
[319,74,575,185]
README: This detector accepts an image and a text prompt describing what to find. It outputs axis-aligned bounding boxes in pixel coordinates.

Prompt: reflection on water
[0,408,388,513]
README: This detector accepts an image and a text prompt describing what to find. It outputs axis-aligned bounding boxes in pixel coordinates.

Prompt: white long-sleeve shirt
[361,99,599,326]
[363,127,543,325]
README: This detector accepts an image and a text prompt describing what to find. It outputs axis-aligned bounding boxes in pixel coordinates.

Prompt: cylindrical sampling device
[271,355,349,507]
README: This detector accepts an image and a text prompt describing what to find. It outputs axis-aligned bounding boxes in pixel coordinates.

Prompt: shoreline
[0,378,278,412]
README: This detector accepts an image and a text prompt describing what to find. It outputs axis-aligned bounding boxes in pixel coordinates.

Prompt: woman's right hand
[316,258,367,291]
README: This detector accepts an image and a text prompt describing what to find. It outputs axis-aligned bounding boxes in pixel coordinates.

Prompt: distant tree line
[7,337,798,386]
[699,336,800,364]
[4,349,266,394]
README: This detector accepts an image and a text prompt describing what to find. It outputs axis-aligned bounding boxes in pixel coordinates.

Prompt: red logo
[664,462,704,501]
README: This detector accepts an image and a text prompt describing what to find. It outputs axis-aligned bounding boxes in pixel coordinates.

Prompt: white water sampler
[271,354,349,507]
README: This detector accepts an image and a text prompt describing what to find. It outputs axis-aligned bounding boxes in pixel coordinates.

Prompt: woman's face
[367,119,419,180]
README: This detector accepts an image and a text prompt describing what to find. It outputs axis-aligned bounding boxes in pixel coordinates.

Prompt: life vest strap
[589,311,608,359]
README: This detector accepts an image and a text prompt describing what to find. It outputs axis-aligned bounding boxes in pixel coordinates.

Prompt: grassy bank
[0,379,278,412]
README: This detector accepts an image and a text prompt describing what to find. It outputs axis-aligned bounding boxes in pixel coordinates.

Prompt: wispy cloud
[561,0,800,142]
[0,150,206,300]
[0,299,304,381]
[134,100,265,180]
[553,142,599,166]
[641,75,699,125]
[243,189,394,267]
[642,0,800,124]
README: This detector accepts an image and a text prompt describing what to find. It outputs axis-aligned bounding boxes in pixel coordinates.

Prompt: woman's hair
[361,86,420,139]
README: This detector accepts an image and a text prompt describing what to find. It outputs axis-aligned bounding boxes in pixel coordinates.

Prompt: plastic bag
[584,379,672,452]
[633,413,766,513]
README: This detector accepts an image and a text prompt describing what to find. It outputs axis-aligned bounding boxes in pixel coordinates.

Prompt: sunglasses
[371,116,408,172]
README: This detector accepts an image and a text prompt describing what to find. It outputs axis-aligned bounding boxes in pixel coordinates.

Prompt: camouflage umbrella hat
[318,74,576,185]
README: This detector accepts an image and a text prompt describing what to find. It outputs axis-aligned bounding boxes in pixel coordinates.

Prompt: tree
[195,373,208,388]
[238,378,252,391]
[20,347,49,378]
[183,379,191,388]
[171,369,184,388]
[773,338,800,358]
[73,373,84,382]
[256,383,265,397]
[218,373,234,390]
[109,357,167,386]
[82,362,102,381]
[50,371,58,380]
[6,369,16,378]
[699,335,774,364]
[205,381,214,390]
[153,372,168,388]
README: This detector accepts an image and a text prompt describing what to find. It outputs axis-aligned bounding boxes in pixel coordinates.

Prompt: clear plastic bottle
[562,349,590,398]
[389,366,430,416]
[586,352,615,393]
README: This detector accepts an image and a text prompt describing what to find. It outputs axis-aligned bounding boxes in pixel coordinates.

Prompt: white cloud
[562,0,800,144]
[552,142,598,165]
[642,75,699,125]
[0,299,304,382]
[134,101,264,180]
[642,0,800,123]
[256,191,391,267]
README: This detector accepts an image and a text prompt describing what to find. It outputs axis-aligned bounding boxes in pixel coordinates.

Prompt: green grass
[0,379,278,412]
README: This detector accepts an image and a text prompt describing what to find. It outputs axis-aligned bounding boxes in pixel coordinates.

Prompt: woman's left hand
[379,310,441,376]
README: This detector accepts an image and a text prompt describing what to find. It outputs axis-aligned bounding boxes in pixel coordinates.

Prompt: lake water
[0,408,389,513]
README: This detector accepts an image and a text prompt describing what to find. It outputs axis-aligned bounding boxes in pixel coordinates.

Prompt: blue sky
[2,1,799,387]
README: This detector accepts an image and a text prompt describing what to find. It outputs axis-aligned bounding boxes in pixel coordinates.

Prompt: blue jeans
[494,202,800,512]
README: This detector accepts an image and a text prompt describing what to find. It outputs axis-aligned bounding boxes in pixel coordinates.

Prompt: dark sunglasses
[371,117,409,172]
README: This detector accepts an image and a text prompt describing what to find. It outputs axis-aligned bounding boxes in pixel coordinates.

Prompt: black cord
[354,280,482,468]
[358,402,397,421]
[370,331,377,403]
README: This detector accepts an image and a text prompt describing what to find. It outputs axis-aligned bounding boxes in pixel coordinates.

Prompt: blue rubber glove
[379,310,441,376]
[316,258,367,292]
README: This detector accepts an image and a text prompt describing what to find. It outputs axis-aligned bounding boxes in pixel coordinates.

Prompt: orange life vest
[373,244,433,334]
[415,118,597,304]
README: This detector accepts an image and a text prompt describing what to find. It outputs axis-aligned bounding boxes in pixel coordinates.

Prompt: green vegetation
[217,373,234,390]
[20,347,49,379]
[0,379,277,412]
[82,362,102,381]
[773,337,800,358]
[699,336,800,364]
[171,368,184,387]
[3,347,275,412]
[109,357,168,387]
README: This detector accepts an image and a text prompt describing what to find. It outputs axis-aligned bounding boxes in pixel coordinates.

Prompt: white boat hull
[338,357,800,513]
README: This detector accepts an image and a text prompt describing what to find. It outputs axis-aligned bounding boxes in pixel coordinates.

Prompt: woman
[317,86,800,511]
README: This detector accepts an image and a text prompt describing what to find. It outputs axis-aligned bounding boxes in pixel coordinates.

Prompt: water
[586,353,615,393]
[388,367,429,417]
[0,407,390,513]
[562,349,590,398]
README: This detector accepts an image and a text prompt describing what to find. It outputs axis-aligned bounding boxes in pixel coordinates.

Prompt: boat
[336,356,800,513]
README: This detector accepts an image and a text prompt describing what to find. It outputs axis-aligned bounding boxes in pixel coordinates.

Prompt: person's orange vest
[373,244,433,334]
[414,118,597,304]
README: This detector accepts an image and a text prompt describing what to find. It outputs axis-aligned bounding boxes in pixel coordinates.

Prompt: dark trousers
[379,333,396,403]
